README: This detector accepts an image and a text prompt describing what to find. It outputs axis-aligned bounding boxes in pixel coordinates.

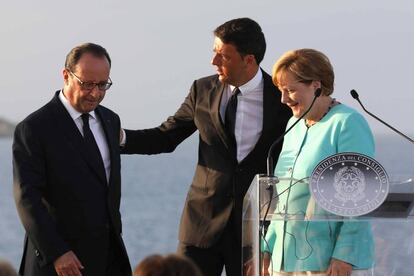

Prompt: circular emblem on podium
[309,152,389,217]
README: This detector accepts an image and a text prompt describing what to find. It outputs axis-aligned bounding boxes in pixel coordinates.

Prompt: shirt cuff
[120,128,126,147]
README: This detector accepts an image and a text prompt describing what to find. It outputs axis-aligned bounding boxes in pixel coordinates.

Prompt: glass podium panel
[242,174,414,275]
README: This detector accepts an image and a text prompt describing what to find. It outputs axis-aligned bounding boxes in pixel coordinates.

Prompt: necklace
[305,98,340,128]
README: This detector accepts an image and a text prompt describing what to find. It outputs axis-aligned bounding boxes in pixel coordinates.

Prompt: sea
[1,133,413,274]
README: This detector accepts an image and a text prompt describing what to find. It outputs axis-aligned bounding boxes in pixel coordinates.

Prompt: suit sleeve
[122,81,198,154]
[13,121,70,266]
[331,112,375,268]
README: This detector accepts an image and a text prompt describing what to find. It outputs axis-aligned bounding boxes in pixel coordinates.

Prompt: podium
[242,174,414,275]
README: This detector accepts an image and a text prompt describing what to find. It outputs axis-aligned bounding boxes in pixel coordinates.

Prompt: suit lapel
[261,71,279,133]
[209,78,234,152]
[50,92,107,185]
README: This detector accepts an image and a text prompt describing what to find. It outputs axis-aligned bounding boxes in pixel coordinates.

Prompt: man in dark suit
[13,43,132,276]
[121,18,292,276]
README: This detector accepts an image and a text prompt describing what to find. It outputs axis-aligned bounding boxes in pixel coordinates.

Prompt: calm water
[1,134,413,273]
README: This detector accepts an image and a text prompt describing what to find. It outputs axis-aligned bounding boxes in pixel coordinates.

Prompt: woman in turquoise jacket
[262,49,374,275]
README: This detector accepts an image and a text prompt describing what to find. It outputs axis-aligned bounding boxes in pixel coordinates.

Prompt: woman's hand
[243,253,271,276]
[326,258,352,276]
[262,252,271,276]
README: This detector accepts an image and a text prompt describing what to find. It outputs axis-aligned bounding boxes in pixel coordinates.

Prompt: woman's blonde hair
[272,48,335,96]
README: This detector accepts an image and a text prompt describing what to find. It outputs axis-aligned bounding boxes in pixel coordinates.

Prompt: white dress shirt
[220,69,264,162]
[59,90,111,182]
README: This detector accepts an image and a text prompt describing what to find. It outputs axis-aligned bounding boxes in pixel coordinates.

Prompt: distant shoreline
[0,118,15,137]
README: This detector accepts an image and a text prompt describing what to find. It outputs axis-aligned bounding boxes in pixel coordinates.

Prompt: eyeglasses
[68,70,113,91]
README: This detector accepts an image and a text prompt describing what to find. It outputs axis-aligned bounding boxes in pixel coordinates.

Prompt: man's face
[211,36,251,87]
[63,53,110,113]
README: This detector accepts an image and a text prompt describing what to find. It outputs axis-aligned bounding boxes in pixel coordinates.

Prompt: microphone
[266,88,322,176]
[260,88,321,246]
[350,89,414,144]
[260,88,321,241]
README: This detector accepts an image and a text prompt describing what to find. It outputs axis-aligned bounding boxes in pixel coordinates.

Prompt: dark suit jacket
[122,70,291,247]
[13,91,131,276]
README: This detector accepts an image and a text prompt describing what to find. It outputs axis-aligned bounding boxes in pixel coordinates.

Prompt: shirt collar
[229,68,263,95]
[59,90,97,120]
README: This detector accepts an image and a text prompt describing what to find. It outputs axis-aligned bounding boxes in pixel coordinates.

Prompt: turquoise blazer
[263,104,375,272]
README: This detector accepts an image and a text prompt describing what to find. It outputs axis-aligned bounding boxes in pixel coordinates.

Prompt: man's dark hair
[65,43,111,72]
[214,17,266,64]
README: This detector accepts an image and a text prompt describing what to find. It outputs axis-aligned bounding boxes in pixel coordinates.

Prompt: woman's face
[277,71,319,119]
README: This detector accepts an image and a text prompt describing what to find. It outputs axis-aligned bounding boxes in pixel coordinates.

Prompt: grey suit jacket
[122,70,292,247]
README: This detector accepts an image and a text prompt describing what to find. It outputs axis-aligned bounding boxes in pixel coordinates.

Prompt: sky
[1,0,413,136]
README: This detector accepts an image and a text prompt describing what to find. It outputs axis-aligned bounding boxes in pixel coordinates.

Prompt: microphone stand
[259,88,322,274]
[261,88,322,231]
[350,89,414,144]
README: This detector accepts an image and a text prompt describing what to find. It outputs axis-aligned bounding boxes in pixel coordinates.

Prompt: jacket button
[35,250,40,257]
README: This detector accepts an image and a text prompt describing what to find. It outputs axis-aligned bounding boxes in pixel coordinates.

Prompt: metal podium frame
[242,174,414,275]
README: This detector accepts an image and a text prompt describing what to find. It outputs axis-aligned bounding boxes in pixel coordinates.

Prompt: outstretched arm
[121,83,198,155]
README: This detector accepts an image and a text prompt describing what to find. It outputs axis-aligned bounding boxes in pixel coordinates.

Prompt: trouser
[106,230,132,276]
[177,220,241,276]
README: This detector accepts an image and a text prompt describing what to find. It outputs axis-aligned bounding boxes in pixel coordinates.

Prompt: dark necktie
[225,88,241,143]
[81,113,106,180]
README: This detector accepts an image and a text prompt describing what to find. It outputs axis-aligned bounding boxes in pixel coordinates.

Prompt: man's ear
[244,54,256,66]
[63,69,70,85]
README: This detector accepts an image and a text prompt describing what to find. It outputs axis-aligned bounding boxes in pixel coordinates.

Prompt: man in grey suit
[121,18,291,276]
[13,43,131,276]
